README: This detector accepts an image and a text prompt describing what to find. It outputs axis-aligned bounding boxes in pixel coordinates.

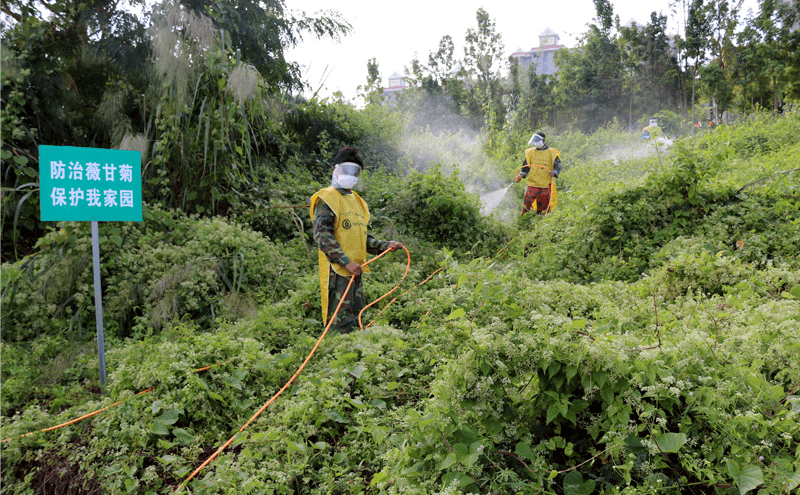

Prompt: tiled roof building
[382,71,408,103]
[510,28,566,76]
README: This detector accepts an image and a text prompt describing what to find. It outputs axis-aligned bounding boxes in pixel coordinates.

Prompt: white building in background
[509,28,566,76]
[382,71,408,103]
[382,29,568,100]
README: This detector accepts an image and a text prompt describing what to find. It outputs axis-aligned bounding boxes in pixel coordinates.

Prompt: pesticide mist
[394,98,518,219]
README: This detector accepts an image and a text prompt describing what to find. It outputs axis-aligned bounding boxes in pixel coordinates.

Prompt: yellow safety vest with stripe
[523,147,560,212]
[309,187,371,323]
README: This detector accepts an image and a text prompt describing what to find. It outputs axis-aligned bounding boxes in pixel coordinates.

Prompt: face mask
[338,175,359,190]
[533,136,544,149]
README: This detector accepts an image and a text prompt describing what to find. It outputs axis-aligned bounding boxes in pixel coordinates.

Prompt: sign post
[91,220,107,389]
[39,145,142,393]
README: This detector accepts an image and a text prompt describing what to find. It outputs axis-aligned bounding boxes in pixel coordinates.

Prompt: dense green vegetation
[2,112,798,494]
[2,0,800,493]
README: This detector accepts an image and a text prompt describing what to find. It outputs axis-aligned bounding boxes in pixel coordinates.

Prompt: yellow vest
[643,126,663,139]
[524,147,560,188]
[309,187,371,323]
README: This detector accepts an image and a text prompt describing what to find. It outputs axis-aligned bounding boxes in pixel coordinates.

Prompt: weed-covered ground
[2,113,799,494]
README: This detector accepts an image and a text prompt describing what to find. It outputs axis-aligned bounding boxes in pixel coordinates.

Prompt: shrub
[0,206,307,341]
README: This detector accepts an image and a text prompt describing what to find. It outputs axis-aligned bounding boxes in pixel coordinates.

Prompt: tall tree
[176,0,350,93]
[678,0,712,127]
[428,35,456,86]
[359,57,384,106]
[738,0,798,112]
[701,0,742,122]
[462,8,506,131]
[1,0,150,260]
[619,13,682,125]
[553,0,624,130]
[507,58,553,134]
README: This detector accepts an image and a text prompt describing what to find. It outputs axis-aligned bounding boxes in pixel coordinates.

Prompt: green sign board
[39,145,142,221]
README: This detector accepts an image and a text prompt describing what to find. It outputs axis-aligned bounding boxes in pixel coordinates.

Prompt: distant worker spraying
[515,132,561,215]
[310,146,403,333]
[642,117,663,141]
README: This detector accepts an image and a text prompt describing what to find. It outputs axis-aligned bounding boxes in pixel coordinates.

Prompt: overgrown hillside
[1,113,799,494]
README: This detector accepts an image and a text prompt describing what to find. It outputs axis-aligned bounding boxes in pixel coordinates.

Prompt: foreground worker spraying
[310,146,403,333]
[515,132,561,215]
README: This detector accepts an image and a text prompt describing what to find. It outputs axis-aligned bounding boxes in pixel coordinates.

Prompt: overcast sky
[284,0,760,104]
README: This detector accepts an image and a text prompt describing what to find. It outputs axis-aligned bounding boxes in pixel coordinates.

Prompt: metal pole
[91,221,107,393]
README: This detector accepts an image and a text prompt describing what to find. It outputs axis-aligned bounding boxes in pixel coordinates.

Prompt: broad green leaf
[593,370,607,388]
[386,381,399,391]
[157,439,175,449]
[438,453,457,470]
[458,425,478,441]
[346,397,365,409]
[326,410,349,423]
[207,390,227,404]
[787,469,800,491]
[546,403,560,424]
[172,428,194,446]
[452,442,469,465]
[346,364,365,379]
[159,409,180,426]
[446,308,466,320]
[125,478,138,493]
[158,455,181,464]
[566,364,578,381]
[149,420,170,436]
[514,442,537,462]
[726,460,763,495]
[173,466,191,478]
[781,285,800,299]
[563,470,596,495]
[223,375,242,390]
[104,464,123,475]
[441,471,473,488]
[655,432,687,453]
[370,470,389,487]
[286,441,306,454]
[461,441,483,468]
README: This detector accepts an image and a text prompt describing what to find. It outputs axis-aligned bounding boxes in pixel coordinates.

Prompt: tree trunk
[773,73,779,114]
[691,70,696,137]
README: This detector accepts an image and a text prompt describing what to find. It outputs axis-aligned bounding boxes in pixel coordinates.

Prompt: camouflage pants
[327,269,365,334]
[522,185,551,215]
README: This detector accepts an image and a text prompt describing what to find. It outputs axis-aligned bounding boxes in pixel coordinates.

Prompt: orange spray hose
[174,247,399,492]
[357,245,411,331]
[2,361,230,444]
[363,266,443,329]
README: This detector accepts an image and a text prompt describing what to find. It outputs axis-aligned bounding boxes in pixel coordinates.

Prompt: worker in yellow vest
[310,146,403,333]
[642,117,663,141]
[515,132,561,215]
